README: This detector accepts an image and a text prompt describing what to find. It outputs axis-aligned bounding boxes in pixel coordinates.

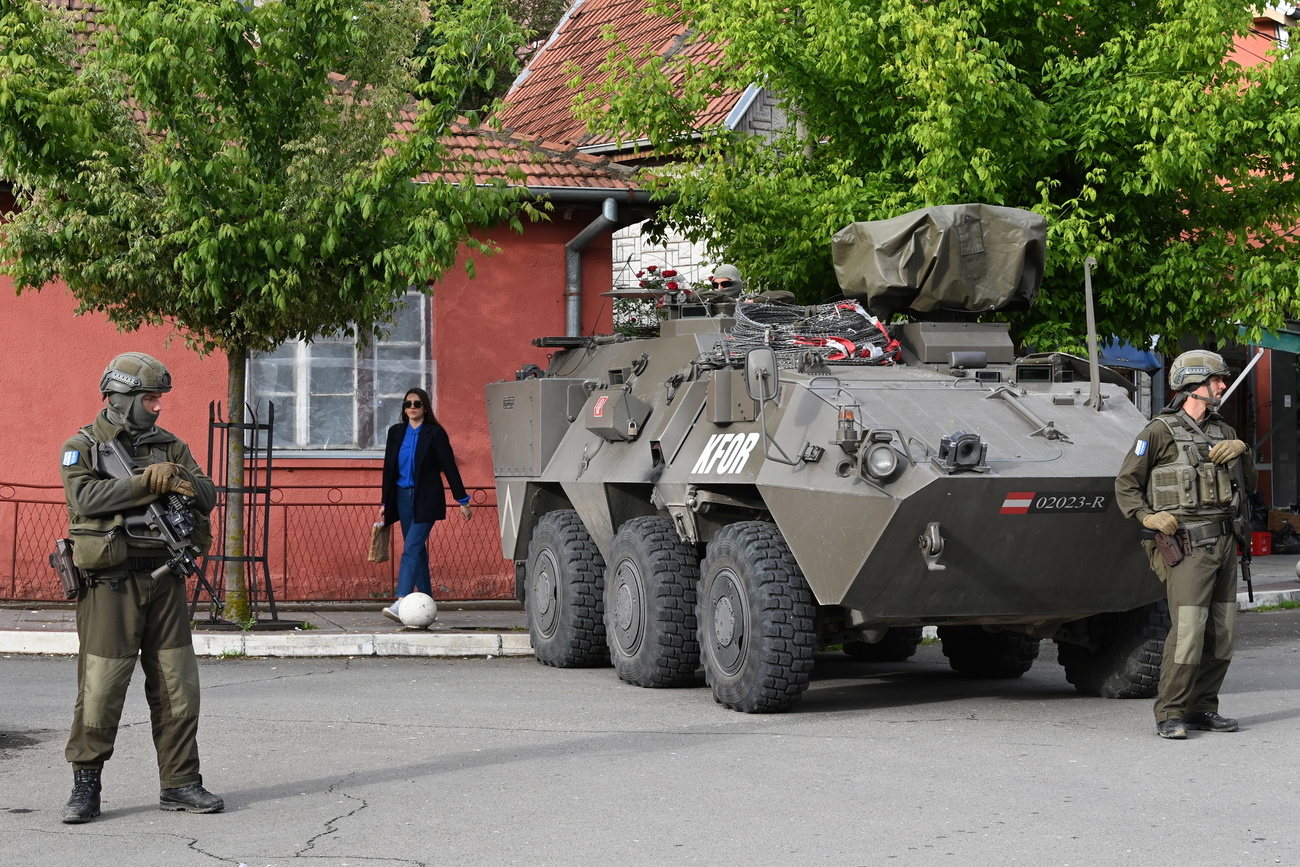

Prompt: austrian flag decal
[1000,492,1035,514]
[1000,492,1112,514]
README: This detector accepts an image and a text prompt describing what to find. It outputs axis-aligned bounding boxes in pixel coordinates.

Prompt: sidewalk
[0,599,533,658]
[2,555,1297,658]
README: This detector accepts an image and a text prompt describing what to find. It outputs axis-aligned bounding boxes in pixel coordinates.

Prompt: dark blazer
[381,421,469,526]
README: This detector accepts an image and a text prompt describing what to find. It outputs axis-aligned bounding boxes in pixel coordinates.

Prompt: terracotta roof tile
[30,3,641,195]
[497,0,743,149]
[408,118,640,192]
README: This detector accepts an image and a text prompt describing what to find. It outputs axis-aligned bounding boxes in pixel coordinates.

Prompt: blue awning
[1100,339,1162,373]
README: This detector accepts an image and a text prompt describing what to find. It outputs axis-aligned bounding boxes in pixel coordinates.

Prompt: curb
[4,590,1293,657]
[0,631,535,658]
[1237,587,1300,612]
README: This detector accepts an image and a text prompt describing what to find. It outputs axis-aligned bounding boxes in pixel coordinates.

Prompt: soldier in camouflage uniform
[58,353,223,822]
[1115,350,1257,740]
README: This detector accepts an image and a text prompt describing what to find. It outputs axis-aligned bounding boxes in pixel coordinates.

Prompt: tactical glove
[141,462,179,494]
[1141,511,1180,535]
[1208,439,1247,464]
[141,462,197,497]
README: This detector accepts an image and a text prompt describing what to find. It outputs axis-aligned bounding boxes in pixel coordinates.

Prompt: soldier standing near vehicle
[1115,350,1257,740]
[58,353,223,822]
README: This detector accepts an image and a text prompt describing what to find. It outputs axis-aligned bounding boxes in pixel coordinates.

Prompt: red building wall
[0,199,617,600]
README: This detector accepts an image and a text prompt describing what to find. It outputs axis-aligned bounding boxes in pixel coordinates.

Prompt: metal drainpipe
[564,197,618,337]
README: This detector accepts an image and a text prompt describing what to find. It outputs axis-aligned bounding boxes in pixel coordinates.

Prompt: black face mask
[105,392,159,435]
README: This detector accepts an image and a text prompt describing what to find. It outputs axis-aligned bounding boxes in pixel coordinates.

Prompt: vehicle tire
[1056,600,1170,699]
[938,626,1040,678]
[698,522,816,713]
[525,510,609,668]
[844,627,924,662]
[603,516,700,688]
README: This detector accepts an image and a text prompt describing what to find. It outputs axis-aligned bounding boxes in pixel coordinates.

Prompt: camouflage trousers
[1154,537,1238,723]
[65,565,203,789]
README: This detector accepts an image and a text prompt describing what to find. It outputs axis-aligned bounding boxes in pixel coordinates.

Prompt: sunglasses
[403,400,423,409]
[709,278,735,288]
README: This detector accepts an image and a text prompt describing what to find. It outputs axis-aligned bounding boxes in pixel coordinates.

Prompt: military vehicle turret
[487,204,1168,713]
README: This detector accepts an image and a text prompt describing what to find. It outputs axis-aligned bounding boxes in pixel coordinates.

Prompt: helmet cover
[1168,349,1230,391]
[100,352,172,395]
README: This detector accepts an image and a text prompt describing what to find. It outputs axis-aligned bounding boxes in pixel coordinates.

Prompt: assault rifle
[1232,458,1254,603]
[96,438,202,580]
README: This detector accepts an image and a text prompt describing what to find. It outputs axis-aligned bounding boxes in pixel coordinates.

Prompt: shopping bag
[368,522,391,563]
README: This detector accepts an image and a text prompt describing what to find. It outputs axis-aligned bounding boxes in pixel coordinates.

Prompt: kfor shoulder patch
[1134,440,1148,457]
[62,450,81,467]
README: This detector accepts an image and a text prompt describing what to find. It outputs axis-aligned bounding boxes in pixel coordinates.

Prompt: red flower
[666,281,679,290]
[662,269,677,277]
[645,265,658,272]
[636,270,644,277]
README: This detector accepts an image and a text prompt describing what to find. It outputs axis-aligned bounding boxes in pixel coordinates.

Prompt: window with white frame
[248,291,430,451]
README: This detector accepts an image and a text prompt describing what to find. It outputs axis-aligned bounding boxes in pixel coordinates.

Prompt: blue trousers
[395,486,434,598]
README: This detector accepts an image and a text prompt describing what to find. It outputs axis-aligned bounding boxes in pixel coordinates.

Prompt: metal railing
[0,481,513,603]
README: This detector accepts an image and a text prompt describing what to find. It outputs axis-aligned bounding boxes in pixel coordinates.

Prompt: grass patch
[1247,599,1300,612]
[218,648,247,659]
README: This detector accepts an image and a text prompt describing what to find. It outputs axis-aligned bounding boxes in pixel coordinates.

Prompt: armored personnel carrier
[487,204,1168,713]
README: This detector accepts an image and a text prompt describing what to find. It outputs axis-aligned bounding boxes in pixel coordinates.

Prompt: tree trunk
[223,347,250,623]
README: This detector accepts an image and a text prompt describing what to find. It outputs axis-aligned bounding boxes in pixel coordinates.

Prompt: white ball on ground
[398,592,438,629]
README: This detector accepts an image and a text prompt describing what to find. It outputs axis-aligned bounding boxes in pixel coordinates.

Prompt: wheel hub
[531,553,558,638]
[611,560,644,654]
[709,571,746,674]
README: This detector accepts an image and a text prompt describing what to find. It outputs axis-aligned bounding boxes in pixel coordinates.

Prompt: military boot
[159,783,224,813]
[61,768,102,824]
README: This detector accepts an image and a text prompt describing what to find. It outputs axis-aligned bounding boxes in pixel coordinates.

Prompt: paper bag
[368,522,391,563]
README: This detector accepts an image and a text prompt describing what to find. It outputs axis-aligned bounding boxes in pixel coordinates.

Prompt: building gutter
[520,186,664,206]
[564,197,618,336]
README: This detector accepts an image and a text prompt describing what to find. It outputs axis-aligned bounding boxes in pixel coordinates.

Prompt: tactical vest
[1146,414,1236,518]
[67,427,212,571]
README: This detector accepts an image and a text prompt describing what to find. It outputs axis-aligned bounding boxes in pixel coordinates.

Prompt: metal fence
[0,481,513,603]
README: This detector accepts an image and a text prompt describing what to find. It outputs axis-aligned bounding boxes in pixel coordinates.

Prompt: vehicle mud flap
[525,510,609,668]
[603,516,700,687]
[698,522,816,713]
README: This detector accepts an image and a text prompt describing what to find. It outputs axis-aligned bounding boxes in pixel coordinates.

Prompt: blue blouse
[397,423,420,487]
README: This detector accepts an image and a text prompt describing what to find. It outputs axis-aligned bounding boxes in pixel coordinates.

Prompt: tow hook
[919,522,946,572]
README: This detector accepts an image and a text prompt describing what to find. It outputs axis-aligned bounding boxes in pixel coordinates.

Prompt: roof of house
[405,118,646,200]
[496,0,746,152]
[32,1,647,201]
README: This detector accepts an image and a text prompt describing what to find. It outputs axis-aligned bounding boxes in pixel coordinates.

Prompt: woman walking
[378,387,472,621]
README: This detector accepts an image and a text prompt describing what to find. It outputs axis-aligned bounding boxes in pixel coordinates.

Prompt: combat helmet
[100,352,172,396]
[1168,349,1230,391]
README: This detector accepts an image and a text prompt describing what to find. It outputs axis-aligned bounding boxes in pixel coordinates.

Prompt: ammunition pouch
[1148,462,1233,511]
[68,513,128,572]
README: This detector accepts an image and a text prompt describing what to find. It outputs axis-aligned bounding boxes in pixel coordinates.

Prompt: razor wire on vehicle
[726,300,900,368]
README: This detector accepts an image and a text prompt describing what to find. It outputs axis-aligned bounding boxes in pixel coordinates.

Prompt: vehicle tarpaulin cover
[832,204,1047,318]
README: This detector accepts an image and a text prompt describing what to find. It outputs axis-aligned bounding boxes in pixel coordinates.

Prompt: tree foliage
[0,0,530,619]
[575,0,1300,353]
[1,0,527,355]
[416,0,570,107]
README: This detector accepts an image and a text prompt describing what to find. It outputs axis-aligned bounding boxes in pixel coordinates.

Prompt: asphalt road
[3,609,1299,867]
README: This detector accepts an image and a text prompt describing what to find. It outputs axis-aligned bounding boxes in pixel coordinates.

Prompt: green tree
[417,0,571,107]
[575,0,1300,354]
[0,0,529,620]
